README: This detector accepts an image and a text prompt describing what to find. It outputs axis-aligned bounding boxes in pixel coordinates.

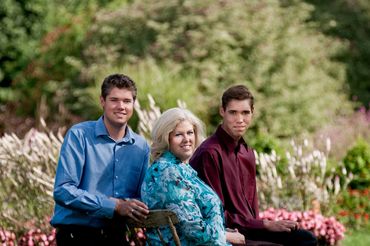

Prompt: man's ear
[100,96,105,108]
[219,106,225,117]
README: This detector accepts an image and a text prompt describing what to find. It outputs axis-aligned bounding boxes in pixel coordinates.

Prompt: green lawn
[342,229,370,246]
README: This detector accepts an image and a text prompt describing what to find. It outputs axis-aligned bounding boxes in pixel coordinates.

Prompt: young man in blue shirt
[51,74,150,245]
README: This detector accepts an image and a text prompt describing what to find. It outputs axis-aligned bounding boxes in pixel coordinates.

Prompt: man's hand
[113,198,149,222]
[263,220,299,232]
[226,228,245,245]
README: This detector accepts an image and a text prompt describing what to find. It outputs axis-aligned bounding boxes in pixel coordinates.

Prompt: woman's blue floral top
[141,151,229,246]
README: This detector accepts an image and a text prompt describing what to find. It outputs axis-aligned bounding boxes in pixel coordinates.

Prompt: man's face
[100,87,134,129]
[220,99,253,141]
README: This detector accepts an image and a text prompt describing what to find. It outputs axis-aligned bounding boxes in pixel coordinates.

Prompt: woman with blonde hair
[141,107,245,245]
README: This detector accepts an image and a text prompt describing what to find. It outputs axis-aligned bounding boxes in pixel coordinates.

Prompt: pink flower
[260,208,346,245]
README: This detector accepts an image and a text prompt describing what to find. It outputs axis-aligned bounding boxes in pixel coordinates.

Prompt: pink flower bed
[1,228,17,245]
[2,210,345,246]
[0,227,147,245]
[260,208,346,246]
[1,228,56,246]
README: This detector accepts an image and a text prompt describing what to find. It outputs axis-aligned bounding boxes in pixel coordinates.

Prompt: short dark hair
[221,85,254,111]
[101,74,137,100]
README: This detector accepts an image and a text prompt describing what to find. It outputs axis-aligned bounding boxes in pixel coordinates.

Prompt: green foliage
[0,0,47,97]
[0,0,125,129]
[248,132,289,176]
[305,0,370,108]
[255,139,351,214]
[343,138,370,189]
[335,189,370,230]
[119,59,208,121]
[80,0,353,139]
[342,227,370,246]
[1,0,362,142]
[248,132,284,154]
[13,2,99,120]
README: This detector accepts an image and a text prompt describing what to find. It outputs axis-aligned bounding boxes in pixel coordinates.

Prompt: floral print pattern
[141,151,229,246]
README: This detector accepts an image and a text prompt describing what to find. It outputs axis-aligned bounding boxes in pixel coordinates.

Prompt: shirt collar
[162,151,181,164]
[95,116,135,144]
[162,151,198,175]
[215,125,248,153]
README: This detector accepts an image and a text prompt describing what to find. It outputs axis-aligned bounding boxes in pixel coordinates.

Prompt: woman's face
[169,120,196,163]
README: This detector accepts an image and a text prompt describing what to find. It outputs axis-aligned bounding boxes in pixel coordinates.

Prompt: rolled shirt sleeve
[53,129,116,219]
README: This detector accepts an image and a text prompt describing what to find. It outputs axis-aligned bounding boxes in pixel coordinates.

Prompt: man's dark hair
[101,74,137,100]
[222,85,254,111]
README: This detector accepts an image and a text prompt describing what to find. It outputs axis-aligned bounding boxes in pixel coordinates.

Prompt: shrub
[255,139,352,214]
[313,107,370,161]
[260,208,345,246]
[336,188,370,230]
[0,124,62,231]
[79,0,353,139]
[248,131,284,155]
[306,0,370,108]
[343,138,370,190]
[75,59,206,127]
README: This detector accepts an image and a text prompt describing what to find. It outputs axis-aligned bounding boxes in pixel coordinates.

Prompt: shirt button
[116,159,118,162]
[115,192,118,195]
[115,176,118,179]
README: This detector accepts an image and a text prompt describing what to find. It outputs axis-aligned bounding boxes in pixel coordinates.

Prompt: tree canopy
[1,0,368,140]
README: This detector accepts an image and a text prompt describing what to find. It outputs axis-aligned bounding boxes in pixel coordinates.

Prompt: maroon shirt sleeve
[190,148,265,230]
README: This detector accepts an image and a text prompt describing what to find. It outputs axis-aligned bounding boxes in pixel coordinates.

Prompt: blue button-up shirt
[50,116,150,228]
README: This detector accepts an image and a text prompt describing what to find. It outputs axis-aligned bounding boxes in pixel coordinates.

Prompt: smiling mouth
[115,112,127,116]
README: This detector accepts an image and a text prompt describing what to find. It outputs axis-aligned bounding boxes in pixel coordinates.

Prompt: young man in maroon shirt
[190,85,317,246]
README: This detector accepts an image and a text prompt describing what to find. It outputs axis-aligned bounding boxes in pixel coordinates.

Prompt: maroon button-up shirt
[190,125,265,230]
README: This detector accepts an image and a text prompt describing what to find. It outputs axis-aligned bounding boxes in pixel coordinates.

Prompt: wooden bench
[126,209,181,246]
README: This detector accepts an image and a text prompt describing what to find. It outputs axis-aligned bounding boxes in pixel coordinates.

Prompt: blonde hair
[151,107,205,161]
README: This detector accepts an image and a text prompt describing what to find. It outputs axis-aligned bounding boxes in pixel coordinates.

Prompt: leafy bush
[248,131,284,155]
[260,208,346,246]
[75,59,206,126]
[336,188,370,230]
[306,0,370,108]
[79,0,353,139]
[343,138,370,189]
[0,1,124,131]
[0,0,48,92]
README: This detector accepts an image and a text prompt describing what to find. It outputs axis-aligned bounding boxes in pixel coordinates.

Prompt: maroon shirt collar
[215,125,248,153]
